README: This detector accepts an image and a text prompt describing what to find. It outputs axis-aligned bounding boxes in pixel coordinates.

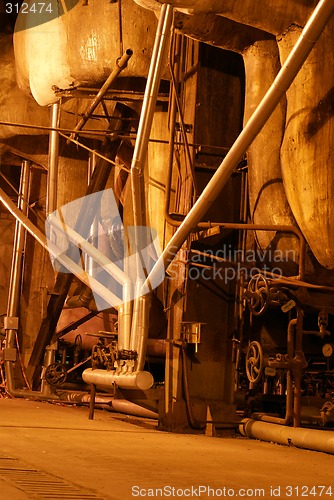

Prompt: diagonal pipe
[143,0,334,293]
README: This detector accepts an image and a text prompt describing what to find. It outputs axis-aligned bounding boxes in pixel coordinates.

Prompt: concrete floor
[0,398,333,499]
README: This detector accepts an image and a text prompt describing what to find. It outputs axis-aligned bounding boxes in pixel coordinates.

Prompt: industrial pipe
[47,213,130,285]
[240,419,334,455]
[67,49,133,144]
[5,160,31,349]
[47,102,60,216]
[293,309,304,427]
[144,0,334,292]
[82,368,154,390]
[0,188,122,309]
[48,212,133,349]
[130,3,173,229]
[130,3,173,372]
[4,161,31,393]
[252,319,296,426]
[56,392,158,418]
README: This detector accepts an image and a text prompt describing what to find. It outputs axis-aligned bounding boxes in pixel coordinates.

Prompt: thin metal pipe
[293,309,304,427]
[47,102,60,216]
[5,161,31,351]
[164,33,182,227]
[144,0,334,292]
[67,49,133,144]
[169,49,197,194]
[189,223,306,280]
[130,3,173,369]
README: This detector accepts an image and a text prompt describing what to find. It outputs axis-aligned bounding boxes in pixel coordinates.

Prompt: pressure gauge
[322,343,334,358]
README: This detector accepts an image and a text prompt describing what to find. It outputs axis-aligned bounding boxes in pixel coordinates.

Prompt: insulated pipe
[240,419,334,455]
[134,292,152,371]
[130,3,173,370]
[82,368,154,390]
[130,3,173,229]
[47,102,60,216]
[109,399,158,419]
[56,392,158,418]
[144,0,334,292]
[67,49,133,144]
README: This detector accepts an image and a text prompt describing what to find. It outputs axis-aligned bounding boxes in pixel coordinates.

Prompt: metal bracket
[2,347,17,362]
[4,316,19,330]
[180,322,205,353]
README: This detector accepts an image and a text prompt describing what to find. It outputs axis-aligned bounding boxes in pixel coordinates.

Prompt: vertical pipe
[47,102,60,217]
[293,309,304,427]
[130,3,173,228]
[144,0,334,290]
[5,161,31,393]
[6,160,31,350]
[164,33,182,226]
[130,3,173,367]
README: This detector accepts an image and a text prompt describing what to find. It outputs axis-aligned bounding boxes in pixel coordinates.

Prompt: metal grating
[0,457,106,499]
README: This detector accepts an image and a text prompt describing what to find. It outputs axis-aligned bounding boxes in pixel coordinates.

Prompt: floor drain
[0,457,106,499]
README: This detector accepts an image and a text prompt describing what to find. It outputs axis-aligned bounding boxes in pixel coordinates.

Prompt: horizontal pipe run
[240,418,334,455]
[144,0,333,291]
[109,399,158,419]
[82,368,154,391]
[57,392,158,418]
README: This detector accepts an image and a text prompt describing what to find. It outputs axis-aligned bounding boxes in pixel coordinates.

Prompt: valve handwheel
[246,341,264,384]
[45,363,67,386]
[246,274,270,316]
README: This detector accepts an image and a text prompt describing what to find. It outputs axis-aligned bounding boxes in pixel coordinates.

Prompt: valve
[245,341,264,384]
[45,363,67,386]
[245,274,269,316]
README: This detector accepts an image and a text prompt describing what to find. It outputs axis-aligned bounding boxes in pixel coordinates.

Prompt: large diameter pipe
[240,419,334,455]
[82,368,154,390]
[144,0,334,290]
